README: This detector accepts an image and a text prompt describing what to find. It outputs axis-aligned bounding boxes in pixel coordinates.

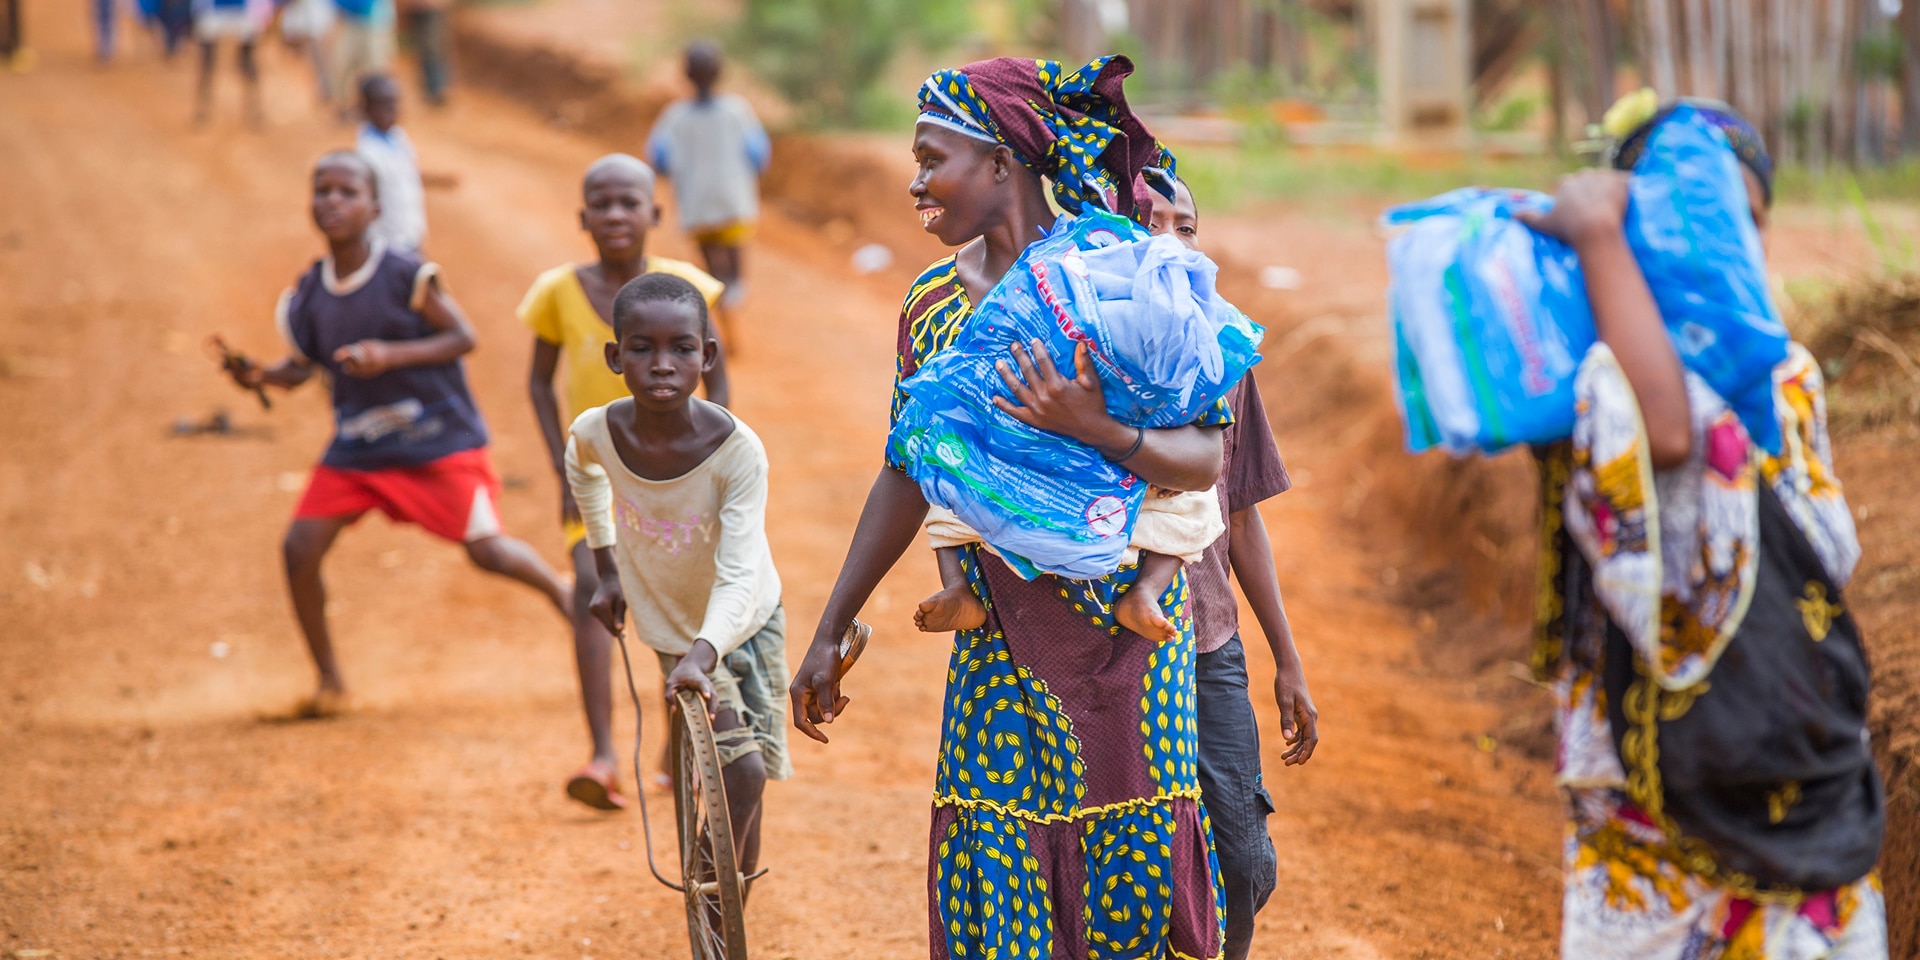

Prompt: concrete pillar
[1375,0,1472,151]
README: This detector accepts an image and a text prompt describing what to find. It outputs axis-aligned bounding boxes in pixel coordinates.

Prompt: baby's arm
[335,274,477,378]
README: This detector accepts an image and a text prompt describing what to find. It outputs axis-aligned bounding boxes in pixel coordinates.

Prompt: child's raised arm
[1516,171,1693,468]
[334,274,478,379]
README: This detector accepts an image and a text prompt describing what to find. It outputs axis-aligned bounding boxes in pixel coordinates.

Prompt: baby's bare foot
[1116,589,1178,644]
[915,584,987,632]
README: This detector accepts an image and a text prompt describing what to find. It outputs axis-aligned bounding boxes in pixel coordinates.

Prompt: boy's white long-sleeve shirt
[564,405,781,658]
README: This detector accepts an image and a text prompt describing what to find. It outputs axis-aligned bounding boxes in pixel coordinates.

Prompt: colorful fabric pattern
[916,57,1177,221]
[897,257,1225,960]
[1536,342,1879,957]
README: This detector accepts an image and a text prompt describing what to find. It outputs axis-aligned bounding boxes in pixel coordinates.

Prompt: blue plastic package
[1383,188,1596,454]
[887,209,1263,580]
[1384,106,1789,456]
[1623,104,1789,453]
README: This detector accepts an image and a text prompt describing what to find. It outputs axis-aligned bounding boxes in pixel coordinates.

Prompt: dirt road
[23,3,1895,957]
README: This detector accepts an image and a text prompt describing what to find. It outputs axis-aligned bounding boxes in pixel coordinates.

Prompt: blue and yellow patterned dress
[893,257,1228,960]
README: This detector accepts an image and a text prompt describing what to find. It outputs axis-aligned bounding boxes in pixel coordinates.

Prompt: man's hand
[991,340,1127,452]
[587,574,626,638]
[334,340,395,378]
[667,642,718,718]
[788,631,850,744]
[1273,658,1319,766]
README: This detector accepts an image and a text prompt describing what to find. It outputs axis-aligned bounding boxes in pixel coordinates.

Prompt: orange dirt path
[0,7,1580,959]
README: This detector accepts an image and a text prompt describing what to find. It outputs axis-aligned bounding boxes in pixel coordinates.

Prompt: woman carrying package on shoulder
[789,56,1230,960]
[1517,94,1887,959]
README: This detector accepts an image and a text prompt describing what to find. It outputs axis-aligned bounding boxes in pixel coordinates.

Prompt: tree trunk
[1549,0,1570,154]
[1579,0,1617,123]
[1730,0,1760,124]
[1644,0,1679,96]
[1711,0,1731,101]
[1683,0,1712,97]
[1825,0,1853,166]
[1902,0,1920,154]
[1769,0,1793,164]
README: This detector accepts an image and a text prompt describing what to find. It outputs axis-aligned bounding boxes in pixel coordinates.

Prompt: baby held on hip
[915,486,1222,642]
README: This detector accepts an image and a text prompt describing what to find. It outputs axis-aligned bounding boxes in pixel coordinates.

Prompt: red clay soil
[0,5,1912,960]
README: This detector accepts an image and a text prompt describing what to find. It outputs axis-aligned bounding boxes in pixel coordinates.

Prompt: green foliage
[1476,92,1540,133]
[731,0,971,128]
[1857,27,1905,83]
[1174,139,1573,213]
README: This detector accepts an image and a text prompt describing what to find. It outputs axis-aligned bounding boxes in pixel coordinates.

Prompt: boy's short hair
[359,73,398,102]
[613,273,711,341]
[316,149,380,201]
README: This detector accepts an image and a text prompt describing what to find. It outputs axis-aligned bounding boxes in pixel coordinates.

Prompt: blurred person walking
[645,40,768,331]
[328,0,393,119]
[399,0,448,105]
[355,74,426,252]
[279,0,336,104]
[192,0,271,125]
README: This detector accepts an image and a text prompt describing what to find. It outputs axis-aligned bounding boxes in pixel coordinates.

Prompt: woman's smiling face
[909,122,1007,247]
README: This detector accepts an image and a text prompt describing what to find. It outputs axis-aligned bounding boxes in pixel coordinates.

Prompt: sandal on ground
[566,763,630,812]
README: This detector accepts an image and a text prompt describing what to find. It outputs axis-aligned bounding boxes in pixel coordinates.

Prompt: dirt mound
[1800,274,1920,435]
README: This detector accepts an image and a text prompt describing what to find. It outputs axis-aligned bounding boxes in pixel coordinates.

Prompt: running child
[1148,175,1318,960]
[645,40,769,320]
[568,272,788,875]
[226,150,569,715]
[523,152,730,810]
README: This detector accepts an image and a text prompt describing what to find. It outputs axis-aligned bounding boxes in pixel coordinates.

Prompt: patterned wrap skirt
[928,545,1225,960]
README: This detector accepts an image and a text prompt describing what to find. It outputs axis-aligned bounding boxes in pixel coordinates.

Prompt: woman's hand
[1515,170,1631,250]
[788,632,850,744]
[992,340,1133,454]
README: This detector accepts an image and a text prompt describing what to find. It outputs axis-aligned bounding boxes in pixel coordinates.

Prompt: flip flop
[565,763,630,812]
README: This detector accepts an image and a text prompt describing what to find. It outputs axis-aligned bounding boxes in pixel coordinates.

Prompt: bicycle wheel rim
[674,691,748,960]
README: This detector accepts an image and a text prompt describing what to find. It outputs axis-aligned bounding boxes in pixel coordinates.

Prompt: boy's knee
[464,536,507,571]
[282,524,330,573]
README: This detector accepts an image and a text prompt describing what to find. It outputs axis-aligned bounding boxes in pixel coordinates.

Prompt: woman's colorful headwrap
[1605,88,1774,206]
[917,56,1178,221]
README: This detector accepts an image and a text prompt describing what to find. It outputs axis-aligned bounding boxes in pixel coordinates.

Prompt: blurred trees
[1551,0,1914,166]
[731,0,969,127]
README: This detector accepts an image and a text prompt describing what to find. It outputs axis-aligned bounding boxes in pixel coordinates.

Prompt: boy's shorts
[295,447,504,544]
[690,220,755,248]
[657,606,792,781]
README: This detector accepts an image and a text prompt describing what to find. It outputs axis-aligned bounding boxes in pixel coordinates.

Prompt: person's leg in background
[237,35,261,126]
[410,6,448,105]
[1195,635,1280,960]
[1,0,19,63]
[91,0,114,61]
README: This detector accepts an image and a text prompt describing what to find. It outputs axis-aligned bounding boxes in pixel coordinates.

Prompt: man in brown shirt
[1150,177,1319,960]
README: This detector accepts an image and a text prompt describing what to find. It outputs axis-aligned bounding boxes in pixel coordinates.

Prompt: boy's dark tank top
[284,247,488,470]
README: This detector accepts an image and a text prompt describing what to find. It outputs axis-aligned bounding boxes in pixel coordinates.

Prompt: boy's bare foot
[565,761,629,812]
[290,686,351,719]
[915,584,987,632]
[1116,587,1179,644]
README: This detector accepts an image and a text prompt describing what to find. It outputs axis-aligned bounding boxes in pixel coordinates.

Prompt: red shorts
[294,447,504,543]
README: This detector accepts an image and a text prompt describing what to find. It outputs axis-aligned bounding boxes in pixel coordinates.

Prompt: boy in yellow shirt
[523,153,728,811]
